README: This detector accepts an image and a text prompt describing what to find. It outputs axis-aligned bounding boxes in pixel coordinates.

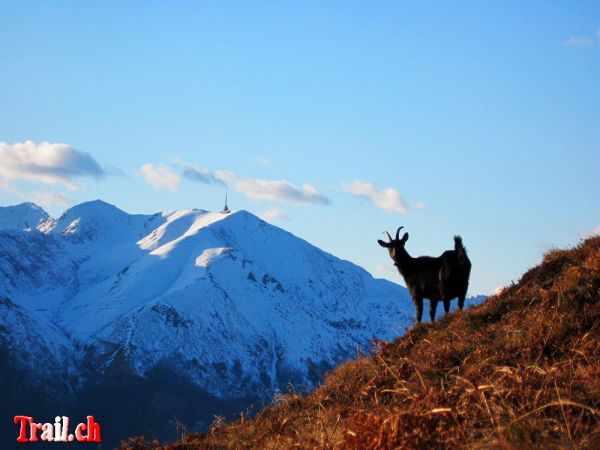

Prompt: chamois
[378,227,471,323]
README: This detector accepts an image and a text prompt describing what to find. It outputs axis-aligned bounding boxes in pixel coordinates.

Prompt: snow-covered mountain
[1,199,414,387]
[1,200,431,445]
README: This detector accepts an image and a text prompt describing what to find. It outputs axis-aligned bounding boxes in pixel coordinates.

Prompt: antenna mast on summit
[221,185,231,214]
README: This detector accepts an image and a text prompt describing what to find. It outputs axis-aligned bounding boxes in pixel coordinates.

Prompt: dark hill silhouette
[119,236,600,449]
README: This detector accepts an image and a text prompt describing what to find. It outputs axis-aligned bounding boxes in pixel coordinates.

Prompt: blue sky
[1,1,599,294]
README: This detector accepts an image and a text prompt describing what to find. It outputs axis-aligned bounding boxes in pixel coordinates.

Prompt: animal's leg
[458,295,465,311]
[429,299,439,322]
[443,298,451,314]
[414,297,423,323]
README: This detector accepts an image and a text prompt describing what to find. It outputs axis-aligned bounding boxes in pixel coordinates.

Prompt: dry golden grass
[118,237,600,449]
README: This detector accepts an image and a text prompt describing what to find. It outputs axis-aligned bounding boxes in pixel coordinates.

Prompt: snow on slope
[0,200,418,399]
[86,209,412,397]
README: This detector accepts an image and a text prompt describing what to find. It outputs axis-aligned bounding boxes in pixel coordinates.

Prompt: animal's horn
[383,231,393,242]
[396,226,404,240]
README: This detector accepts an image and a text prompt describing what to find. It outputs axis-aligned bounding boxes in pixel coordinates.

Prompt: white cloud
[218,171,330,205]
[258,208,290,222]
[0,140,106,189]
[341,180,423,214]
[139,164,182,191]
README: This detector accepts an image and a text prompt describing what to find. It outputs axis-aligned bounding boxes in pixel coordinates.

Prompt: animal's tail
[454,235,469,263]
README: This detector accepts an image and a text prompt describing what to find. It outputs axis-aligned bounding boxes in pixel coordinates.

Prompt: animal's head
[377,226,409,263]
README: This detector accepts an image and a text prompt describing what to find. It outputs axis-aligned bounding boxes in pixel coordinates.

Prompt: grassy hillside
[120,237,600,449]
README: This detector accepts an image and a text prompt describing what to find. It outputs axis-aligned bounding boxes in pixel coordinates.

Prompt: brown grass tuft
[118,236,600,449]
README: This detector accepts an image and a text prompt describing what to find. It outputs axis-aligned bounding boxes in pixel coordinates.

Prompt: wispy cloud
[493,286,506,296]
[1,183,73,209]
[141,158,329,205]
[139,164,182,191]
[341,180,423,214]
[28,191,72,207]
[565,36,595,47]
[580,225,600,239]
[255,156,273,166]
[219,171,330,205]
[372,262,398,279]
[175,160,225,186]
[258,208,290,222]
[0,141,106,189]
[565,29,600,48]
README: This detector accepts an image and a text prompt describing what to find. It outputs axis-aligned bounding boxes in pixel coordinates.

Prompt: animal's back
[453,235,471,276]
[453,234,469,257]
[438,236,471,298]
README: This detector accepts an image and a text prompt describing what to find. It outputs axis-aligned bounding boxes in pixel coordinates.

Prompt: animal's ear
[377,239,390,248]
[401,232,409,244]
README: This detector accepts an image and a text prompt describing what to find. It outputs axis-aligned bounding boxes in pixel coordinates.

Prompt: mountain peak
[60,199,126,217]
[49,199,144,241]
[0,202,49,231]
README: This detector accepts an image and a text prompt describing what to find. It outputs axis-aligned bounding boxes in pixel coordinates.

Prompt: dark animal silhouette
[378,227,471,323]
